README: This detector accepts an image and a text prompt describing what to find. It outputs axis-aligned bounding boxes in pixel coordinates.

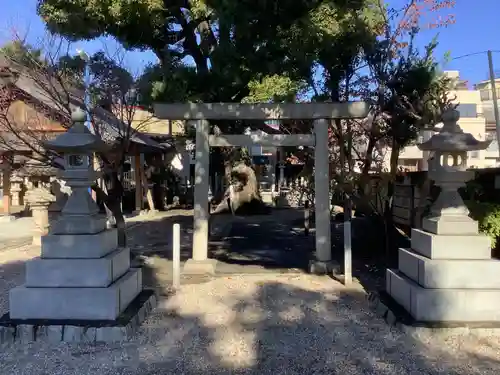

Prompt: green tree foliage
[0,40,45,68]
[37,0,383,104]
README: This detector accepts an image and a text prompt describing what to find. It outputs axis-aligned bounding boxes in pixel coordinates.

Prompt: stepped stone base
[41,229,118,258]
[10,269,142,320]
[309,260,339,275]
[398,248,500,289]
[0,289,157,344]
[26,248,131,288]
[183,259,218,275]
[422,216,478,235]
[410,228,491,259]
[50,214,108,235]
[386,269,500,322]
[367,291,500,336]
[0,215,16,223]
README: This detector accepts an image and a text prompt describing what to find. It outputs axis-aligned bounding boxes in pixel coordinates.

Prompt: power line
[451,50,500,61]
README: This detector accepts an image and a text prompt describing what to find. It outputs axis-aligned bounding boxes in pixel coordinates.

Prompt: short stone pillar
[386,109,500,323]
[10,174,23,207]
[9,109,143,321]
[25,187,55,246]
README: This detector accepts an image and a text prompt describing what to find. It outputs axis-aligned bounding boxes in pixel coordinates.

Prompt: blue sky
[0,0,498,85]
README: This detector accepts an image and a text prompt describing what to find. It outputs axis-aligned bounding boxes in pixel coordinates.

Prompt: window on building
[469,151,480,159]
[479,88,500,101]
[481,89,491,101]
[456,103,478,118]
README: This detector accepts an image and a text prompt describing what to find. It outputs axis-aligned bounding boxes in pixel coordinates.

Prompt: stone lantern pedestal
[25,187,55,246]
[385,109,500,323]
[2,109,156,344]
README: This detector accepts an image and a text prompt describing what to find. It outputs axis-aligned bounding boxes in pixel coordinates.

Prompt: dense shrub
[465,200,500,250]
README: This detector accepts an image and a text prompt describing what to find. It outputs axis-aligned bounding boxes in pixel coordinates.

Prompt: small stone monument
[4,109,155,343]
[25,187,55,245]
[10,173,23,207]
[386,108,500,323]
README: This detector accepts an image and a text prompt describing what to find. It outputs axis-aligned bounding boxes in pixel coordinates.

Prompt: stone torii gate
[153,102,369,274]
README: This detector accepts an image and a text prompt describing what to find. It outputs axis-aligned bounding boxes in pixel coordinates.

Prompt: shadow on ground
[330,215,410,293]
[210,208,314,273]
[128,208,317,293]
[1,270,498,374]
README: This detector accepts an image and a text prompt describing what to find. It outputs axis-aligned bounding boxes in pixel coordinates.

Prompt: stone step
[386,269,500,322]
[398,248,500,289]
[41,228,118,259]
[25,248,130,288]
[9,268,142,320]
[411,228,491,259]
[422,216,479,235]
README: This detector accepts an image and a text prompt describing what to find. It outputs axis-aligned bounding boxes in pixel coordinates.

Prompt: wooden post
[304,200,310,236]
[134,151,142,212]
[172,223,181,290]
[141,166,156,211]
[343,195,353,285]
[2,153,11,215]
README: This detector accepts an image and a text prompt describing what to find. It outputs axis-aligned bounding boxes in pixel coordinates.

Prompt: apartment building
[475,77,500,166]
[390,70,491,171]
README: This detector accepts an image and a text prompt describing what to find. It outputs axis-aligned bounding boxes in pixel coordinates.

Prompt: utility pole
[487,50,500,158]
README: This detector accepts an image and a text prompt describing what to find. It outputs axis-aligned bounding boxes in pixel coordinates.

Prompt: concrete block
[9,269,142,320]
[62,326,96,342]
[81,327,97,343]
[62,325,84,342]
[96,326,127,343]
[50,214,107,235]
[0,325,16,344]
[423,216,478,235]
[386,269,411,312]
[411,228,491,259]
[399,248,500,289]
[387,269,500,322]
[16,324,35,343]
[26,248,130,287]
[46,325,63,342]
[183,259,218,275]
[41,229,118,259]
[119,268,143,312]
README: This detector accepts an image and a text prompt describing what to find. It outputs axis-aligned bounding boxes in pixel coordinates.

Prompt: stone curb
[366,291,500,337]
[0,292,158,345]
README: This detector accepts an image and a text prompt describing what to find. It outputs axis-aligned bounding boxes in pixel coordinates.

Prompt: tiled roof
[0,53,169,153]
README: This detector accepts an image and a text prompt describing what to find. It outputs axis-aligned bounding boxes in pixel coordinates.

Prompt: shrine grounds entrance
[153,103,369,274]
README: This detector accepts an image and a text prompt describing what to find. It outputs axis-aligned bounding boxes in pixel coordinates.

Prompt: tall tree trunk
[93,171,127,248]
[384,140,401,267]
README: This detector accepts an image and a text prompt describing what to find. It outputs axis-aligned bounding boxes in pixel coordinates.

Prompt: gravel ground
[0,211,500,374]
[1,254,500,375]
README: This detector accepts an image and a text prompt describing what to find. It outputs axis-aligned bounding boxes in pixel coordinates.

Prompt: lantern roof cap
[43,108,108,153]
[418,108,491,152]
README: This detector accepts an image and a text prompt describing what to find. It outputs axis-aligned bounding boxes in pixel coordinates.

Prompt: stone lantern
[9,108,144,324]
[384,108,500,324]
[418,108,491,234]
[44,109,108,235]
